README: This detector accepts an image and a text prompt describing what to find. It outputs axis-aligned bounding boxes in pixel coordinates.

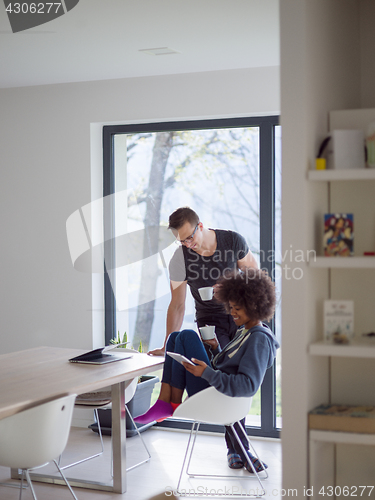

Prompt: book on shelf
[309,404,375,434]
[324,213,354,256]
[324,300,354,343]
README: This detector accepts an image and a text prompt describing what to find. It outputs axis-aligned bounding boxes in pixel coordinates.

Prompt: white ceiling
[0,0,279,89]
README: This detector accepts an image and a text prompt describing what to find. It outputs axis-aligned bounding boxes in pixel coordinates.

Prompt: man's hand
[147,346,165,356]
[182,358,207,377]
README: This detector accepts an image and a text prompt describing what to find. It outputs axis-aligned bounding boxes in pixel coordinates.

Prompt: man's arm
[166,280,187,336]
[147,280,187,356]
[238,250,258,270]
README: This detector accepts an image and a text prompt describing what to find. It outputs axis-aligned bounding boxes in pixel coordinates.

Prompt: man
[149,207,258,356]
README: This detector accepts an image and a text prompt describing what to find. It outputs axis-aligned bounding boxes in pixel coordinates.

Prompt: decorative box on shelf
[309,404,375,434]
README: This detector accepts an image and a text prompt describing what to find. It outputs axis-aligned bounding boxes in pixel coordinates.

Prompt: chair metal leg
[53,460,78,500]
[19,471,25,500]
[0,475,28,493]
[20,462,78,500]
[58,402,151,480]
[177,420,267,498]
[230,424,266,496]
[236,423,269,480]
[185,422,200,477]
[125,405,151,472]
[25,470,38,500]
[60,408,104,470]
[176,421,198,493]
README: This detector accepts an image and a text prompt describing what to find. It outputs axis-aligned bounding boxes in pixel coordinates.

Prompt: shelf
[309,340,375,358]
[310,429,375,445]
[308,256,375,268]
[308,169,375,181]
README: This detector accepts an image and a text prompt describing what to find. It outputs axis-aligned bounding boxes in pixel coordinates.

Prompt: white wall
[280,0,361,494]
[0,66,280,355]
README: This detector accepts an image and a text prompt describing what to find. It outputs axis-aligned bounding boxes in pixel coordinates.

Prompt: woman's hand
[182,358,207,377]
[203,336,219,351]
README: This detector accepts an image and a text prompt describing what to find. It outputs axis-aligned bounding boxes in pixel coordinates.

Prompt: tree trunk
[132,132,174,350]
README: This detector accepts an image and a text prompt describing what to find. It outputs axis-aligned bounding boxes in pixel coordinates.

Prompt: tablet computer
[166,351,196,366]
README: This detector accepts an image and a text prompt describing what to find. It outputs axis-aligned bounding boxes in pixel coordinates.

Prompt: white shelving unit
[308,163,375,357]
[308,167,375,268]
[307,168,375,269]
[309,339,375,358]
[309,335,375,488]
[308,168,375,182]
[309,256,375,268]
[310,429,375,446]
[309,430,375,489]
[308,152,375,491]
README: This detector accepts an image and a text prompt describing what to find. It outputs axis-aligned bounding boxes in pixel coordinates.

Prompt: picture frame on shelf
[324,213,354,257]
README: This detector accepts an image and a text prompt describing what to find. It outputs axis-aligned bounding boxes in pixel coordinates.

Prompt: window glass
[114,128,260,353]
[105,118,281,436]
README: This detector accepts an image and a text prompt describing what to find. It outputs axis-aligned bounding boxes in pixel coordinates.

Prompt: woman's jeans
[162,330,210,396]
[162,330,249,457]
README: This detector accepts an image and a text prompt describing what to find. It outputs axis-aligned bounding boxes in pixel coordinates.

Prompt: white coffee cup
[198,286,214,301]
[199,325,215,340]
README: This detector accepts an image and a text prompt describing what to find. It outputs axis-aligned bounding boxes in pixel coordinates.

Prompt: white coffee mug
[199,325,215,340]
[198,286,214,301]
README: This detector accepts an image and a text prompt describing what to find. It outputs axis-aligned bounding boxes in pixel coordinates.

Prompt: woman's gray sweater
[201,323,279,398]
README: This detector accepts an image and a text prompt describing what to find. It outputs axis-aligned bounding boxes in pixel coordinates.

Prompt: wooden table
[0,346,164,493]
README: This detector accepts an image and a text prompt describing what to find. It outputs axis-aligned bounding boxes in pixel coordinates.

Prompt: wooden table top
[0,346,164,420]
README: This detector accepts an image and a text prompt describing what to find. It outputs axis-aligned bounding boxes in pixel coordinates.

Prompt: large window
[103,117,280,438]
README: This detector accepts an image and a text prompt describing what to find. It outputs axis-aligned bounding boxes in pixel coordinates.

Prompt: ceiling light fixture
[138,47,180,56]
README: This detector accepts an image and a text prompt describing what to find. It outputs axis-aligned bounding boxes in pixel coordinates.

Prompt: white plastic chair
[59,390,111,470]
[0,393,78,500]
[173,386,268,497]
[60,355,151,472]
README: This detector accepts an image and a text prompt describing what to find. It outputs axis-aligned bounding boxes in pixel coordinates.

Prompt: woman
[135,268,279,472]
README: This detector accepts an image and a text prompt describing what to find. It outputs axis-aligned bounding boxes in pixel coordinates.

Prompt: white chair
[60,372,151,472]
[0,393,78,500]
[59,390,111,469]
[173,386,268,497]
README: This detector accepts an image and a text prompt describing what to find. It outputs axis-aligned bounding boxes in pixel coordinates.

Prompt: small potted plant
[109,330,129,348]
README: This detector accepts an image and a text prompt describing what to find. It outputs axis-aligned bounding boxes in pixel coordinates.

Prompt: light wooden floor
[0,426,282,499]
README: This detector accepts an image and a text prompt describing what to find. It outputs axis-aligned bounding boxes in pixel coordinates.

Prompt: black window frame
[103,116,280,439]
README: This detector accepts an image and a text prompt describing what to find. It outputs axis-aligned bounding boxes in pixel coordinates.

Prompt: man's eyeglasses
[177,224,199,245]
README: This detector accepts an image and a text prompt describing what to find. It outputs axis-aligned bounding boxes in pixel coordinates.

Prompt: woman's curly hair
[214,268,276,322]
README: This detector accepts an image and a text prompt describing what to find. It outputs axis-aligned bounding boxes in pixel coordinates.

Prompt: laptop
[69,343,133,365]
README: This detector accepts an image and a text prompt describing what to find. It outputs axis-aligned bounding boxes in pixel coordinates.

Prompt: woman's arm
[201,334,272,397]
